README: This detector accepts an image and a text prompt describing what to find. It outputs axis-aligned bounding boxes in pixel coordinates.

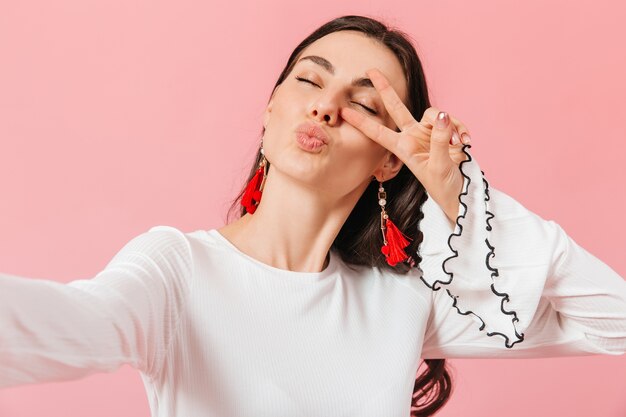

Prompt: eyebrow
[296,55,375,89]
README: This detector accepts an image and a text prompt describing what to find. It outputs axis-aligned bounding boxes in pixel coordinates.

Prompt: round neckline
[206,228,339,281]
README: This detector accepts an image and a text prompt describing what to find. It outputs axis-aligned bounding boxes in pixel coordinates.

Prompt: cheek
[266,101,305,140]
[273,89,303,116]
[332,133,384,175]
[263,103,296,142]
[344,128,387,159]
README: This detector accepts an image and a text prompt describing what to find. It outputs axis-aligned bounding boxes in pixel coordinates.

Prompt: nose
[308,94,340,125]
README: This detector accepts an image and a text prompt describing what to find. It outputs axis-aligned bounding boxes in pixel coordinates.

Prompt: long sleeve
[417,144,626,359]
[0,225,193,388]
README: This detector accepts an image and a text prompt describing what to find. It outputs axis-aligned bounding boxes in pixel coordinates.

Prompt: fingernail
[436,112,449,128]
[462,133,471,144]
[452,131,460,145]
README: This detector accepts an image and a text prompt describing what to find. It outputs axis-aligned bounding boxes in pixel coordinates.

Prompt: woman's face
[262,30,408,199]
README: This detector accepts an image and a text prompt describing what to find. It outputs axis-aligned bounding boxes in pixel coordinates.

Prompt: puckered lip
[295,122,330,144]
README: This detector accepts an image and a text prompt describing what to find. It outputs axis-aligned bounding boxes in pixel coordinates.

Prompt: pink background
[1,0,625,416]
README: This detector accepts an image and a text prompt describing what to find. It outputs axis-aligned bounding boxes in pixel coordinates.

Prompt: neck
[224,167,370,273]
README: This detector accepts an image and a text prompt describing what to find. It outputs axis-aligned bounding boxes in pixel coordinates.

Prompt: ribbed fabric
[1,146,625,416]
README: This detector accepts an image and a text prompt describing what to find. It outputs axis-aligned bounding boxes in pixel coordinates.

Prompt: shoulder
[107,225,196,277]
[118,225,192,254]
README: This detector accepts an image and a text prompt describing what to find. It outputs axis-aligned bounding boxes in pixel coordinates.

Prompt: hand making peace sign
[340,68,471,222]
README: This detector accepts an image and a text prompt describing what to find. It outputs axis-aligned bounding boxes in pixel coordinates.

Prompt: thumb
[429,111,454,167]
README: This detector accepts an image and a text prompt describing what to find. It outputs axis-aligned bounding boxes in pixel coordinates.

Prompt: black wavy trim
[417,144,525,349]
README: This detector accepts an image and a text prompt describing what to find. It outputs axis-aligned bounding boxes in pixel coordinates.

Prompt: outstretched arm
[0,226,193,388]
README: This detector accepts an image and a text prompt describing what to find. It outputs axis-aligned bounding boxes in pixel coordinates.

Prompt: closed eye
[295,76,320,88]
[295,76,378,115]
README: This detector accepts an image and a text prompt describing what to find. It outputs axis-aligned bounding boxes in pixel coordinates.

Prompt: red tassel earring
[378,179,414,266]
[241,144,268,214]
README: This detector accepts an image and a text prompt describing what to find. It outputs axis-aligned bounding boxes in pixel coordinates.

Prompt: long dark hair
[225,14,453,417]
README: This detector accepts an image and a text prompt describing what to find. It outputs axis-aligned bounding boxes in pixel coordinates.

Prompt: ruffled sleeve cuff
[417,144,563,349]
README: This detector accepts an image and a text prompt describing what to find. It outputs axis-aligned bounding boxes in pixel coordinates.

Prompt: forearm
[443,203,459,230]
[437,179,464,230]
[0,273,135,387]
[429,172,465,230]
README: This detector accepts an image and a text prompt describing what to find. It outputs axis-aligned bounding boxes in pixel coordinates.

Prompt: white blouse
[1,145,624,417]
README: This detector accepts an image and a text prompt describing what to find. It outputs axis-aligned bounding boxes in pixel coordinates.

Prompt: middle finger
[366,68,417,132]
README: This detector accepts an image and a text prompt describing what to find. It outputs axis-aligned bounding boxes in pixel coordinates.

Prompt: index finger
[340,106,400,154]
[366,68,416,132]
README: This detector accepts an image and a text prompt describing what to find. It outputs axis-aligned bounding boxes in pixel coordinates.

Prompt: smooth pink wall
[1,1,624,416]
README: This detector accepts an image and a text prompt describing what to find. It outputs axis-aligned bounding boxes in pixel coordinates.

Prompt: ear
[372,152,404,182]
[263,99,273,129]
[264,85,282,129]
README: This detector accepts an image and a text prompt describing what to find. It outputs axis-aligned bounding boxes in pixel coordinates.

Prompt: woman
[1,14,625,417]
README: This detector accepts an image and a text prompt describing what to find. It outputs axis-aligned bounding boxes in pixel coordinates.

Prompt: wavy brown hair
[225,14,453,417]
